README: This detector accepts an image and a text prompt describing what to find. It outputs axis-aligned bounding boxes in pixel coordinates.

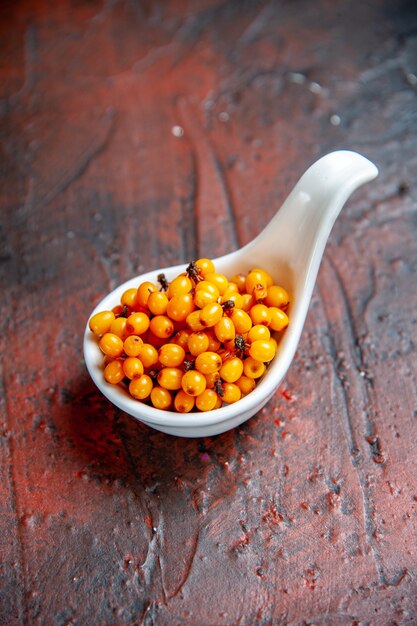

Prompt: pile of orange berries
[89,259,289,413]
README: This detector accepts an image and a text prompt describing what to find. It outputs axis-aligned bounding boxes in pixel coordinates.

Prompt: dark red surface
[1,1,417,624]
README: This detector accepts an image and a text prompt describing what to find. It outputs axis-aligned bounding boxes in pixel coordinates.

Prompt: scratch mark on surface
[168,529,200,600]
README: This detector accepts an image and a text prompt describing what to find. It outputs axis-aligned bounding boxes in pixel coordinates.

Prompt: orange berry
[149,315,174,339]
[172,328,192,350]
[157,367,183,390]
[249,339,276,362]
[199,302,223,328]
[195,351,222,374]
[168,274,193,298]
[138,343,159,368]
[204,371,220,389]
[158,343,185,367]
[148,291,169,315]
[249,303,271,326]
[230,308,252,334]
[265,285,289,308]
[221,291,242,309]
[126,312,150,335]
[167,293,195,321]
[214,316,235,343]
[104,360,124,384]
[188,332,210,356]
[174,389,195,413]
[246,268,273,293]
[236,375,256,395]
[205,330,221,352]
[196,389,218,411]
[123,357,144,379]
[230,273,247,293]
[204,272,229,295]
[136,281,157,308]
[195,258,215,277]
[269,307,289,331]
[221,383,241,404]
[181,370,207,396]
[219,357,244,383]
[123,335,143,357]
[110,316,128,340]
[121,288,137,308]
[129,374,153,400]
[248,325,270,342]
[194,289,218,308]
[89,310,115,336]
[240,293,253,312]
[150,386,172,410]
[243,357,266,379]
[99,333,124,358]
[195,280,220,298]
[186,310,205,332]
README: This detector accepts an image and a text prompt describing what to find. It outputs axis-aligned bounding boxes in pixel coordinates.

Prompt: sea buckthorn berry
[196,389,218,412]
[123,335,143,357]
[205,272,229,295]
[136,281,157,308]
[186,310,205,332]
[265,285,289,308]
[195,280,220,298]
[174,389,195,413]
[159,343,185,367]
[104,360,124,384]
[173,329,192,350]
[269,307,289,331]
[147,330,167,348]
[236,375,256,395]
[121,288,138,308]
[221,383,242,404]
[168,274,193,298]
[230,273,247,293]
[221,291,242,309]
[199,302,223,327]
[219,357,244,383]
[230,308,252,334]
[149,315,174,338]
[123,357,144,379]
[214,396,223,409]
[188,332,210,356]
[205,330,221,352]
[148,291,169,315]
[240,293,253,312]
[249,339,276,363]
[126,312,150,335]
[110,316,128,339]
[89,310,115,336]
[167,294,195,322]
[195,258,215,277]
[243,356,266,379]
[248,324,271,342]
[246,270,267,294]
[214,316,235,343]
[157,367,183,390]
[129,374,153,400]
[99,333,124,358]
[249,303,271,326]
[138,343,159,368]
[194,289,218,309]
[195,351,222,374]
[253,284,268,301]
[150,386,172,410]
[225,282,238,293]
[181,370,207,396]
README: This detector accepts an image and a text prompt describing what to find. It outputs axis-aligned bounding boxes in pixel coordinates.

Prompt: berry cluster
[89,259,289,413]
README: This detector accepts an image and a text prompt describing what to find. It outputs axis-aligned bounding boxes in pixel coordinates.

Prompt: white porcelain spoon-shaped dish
[84,150,378,438]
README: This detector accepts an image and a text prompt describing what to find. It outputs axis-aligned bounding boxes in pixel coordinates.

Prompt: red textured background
[1,1,417,624]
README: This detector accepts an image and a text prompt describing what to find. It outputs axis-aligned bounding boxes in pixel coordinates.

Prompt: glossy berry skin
[249,303,271,326]
[221,383,242,404]
[243,357,266,379]
[123,357,144,380]
[195,280,220,299]
[174,390,195,413]
[195,258,215,277]
[245,268,273,293]
[149,315,174,338]
[104,360,124,384]
[221,291,242,309]
[188,332,210,356]
[195,389,218,411]
[150,386,172,410]
[214,317,235,343]
[110,317,128,340]
[194,289,218,308]
[147,291,169,315]
[89,310,115,336]
[138,343,159,368]
[157,367,183,390]
[205,272,229,295]
[205,331,221,352]
[249,339,276,362]
[236,375,256,395]
[136,281,157,308]
[265,285,289,308]
[248,324,270,342]
[240,294,253,312]
[167,294,195,322]
[199,303,223,328]
[173,329,192,350]
[186,310,205,332]
[129,375,153,400]
[195,351,222,374]
[126,312,150,335]
[168,274,193,298]
[230,308,252,334]
[158,343,185,367]
[269,307,289,331]
[219,357,244,383]
[99,333,124,358]
[181,370,207,396]
[123,335,143,357]
[121,288,137,308]
[230,273,247,293]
